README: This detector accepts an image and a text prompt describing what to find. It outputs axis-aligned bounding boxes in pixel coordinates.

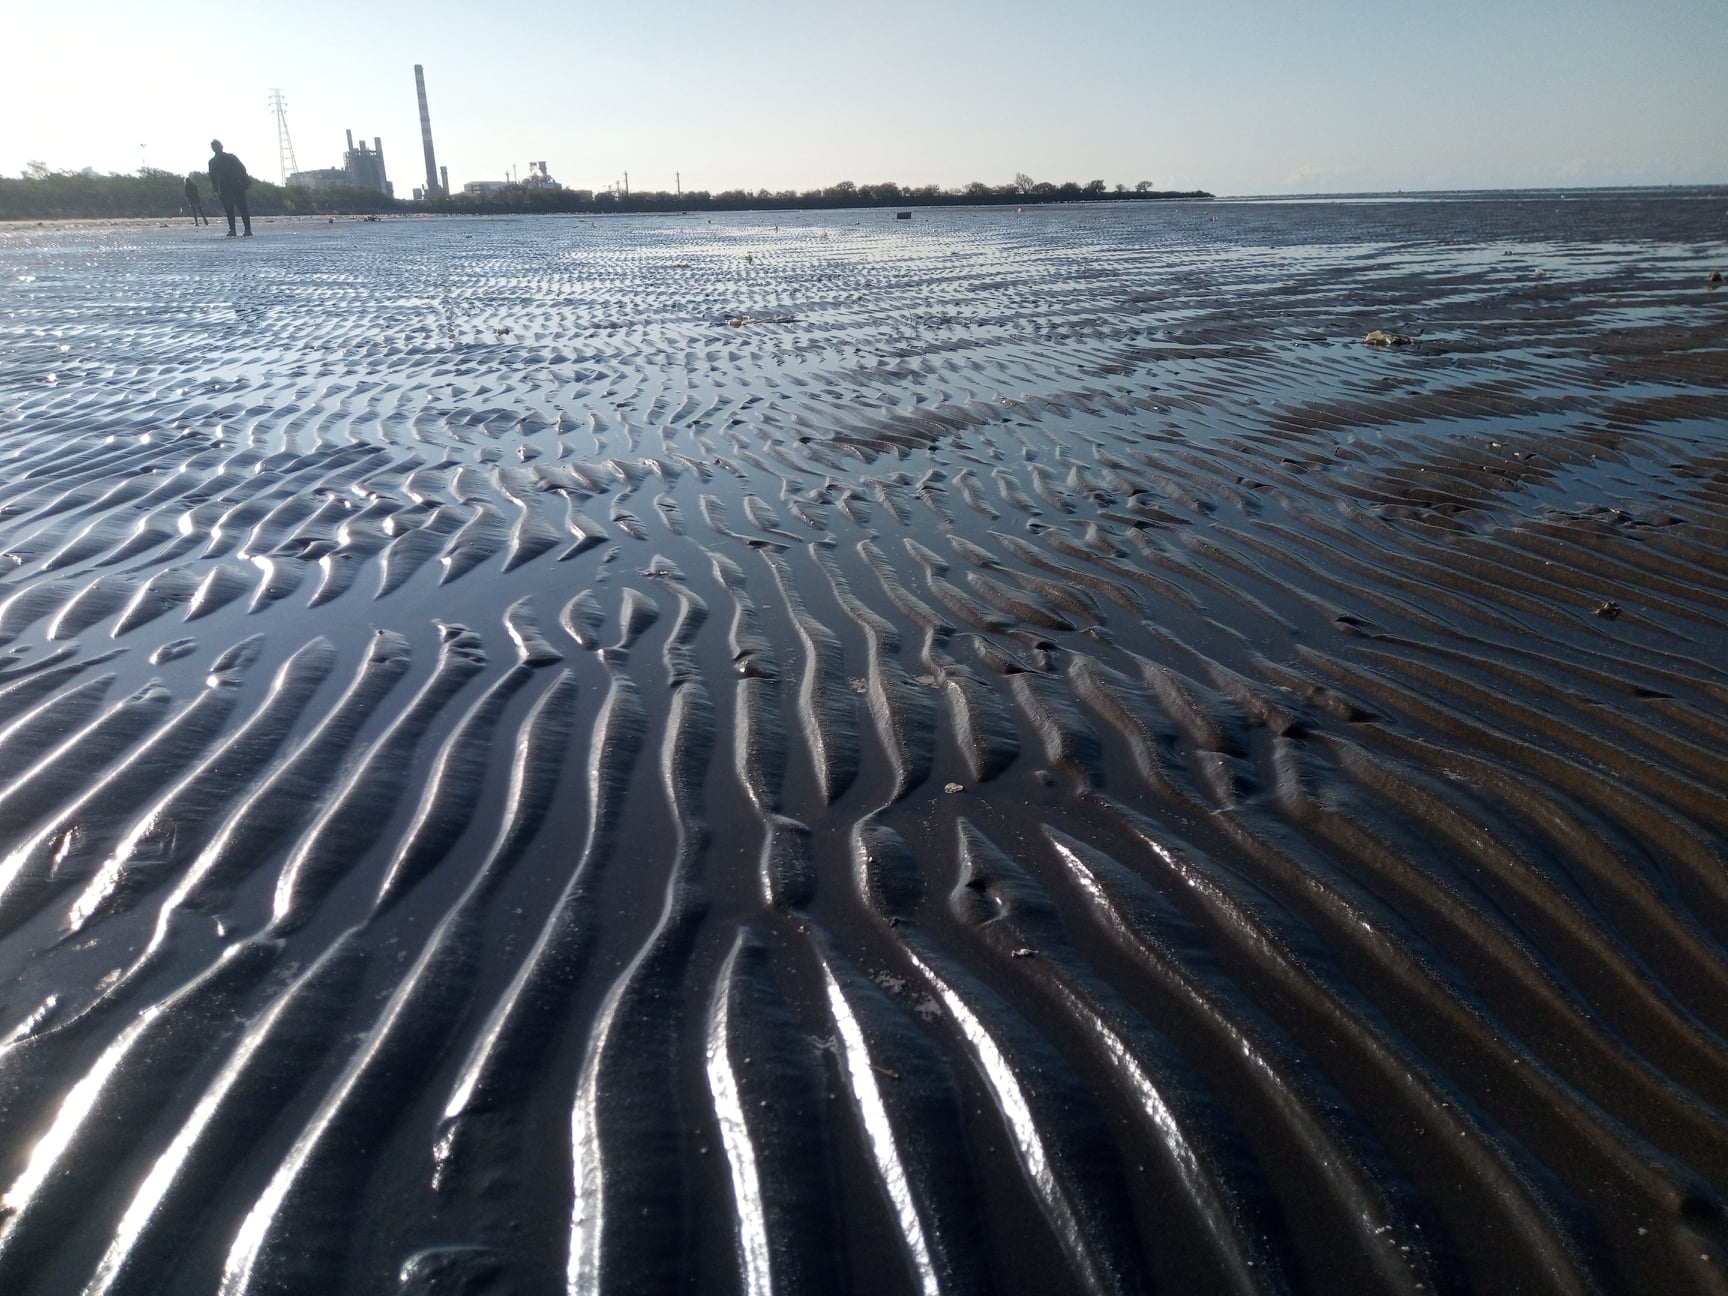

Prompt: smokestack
[440,165,449,196]
[346,128,355,153]
[414,64,439,197]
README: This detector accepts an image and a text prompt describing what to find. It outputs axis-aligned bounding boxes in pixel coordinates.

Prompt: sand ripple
[0,196,1725,1294]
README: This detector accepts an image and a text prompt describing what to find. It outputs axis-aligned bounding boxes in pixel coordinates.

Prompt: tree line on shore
[431,175,1211,214]
[2,165,1209,221]
[0,166,396,221]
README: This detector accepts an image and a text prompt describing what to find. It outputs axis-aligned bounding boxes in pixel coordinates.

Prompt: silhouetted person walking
[207,140,252,237]
[184,175,209,226]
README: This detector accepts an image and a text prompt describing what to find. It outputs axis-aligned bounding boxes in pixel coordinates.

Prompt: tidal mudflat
[0,195,1725,1294]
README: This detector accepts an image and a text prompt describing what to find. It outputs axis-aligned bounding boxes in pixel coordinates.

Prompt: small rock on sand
[1365,330,1417,347]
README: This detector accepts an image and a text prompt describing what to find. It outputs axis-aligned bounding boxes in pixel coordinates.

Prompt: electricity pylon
[269,89,299,185]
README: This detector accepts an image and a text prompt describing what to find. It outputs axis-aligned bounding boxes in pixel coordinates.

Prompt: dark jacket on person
[184,177,201,201]
[209,150,250,197]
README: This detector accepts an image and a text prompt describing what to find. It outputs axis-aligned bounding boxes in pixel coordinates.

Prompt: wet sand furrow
[0,681,172,849]
[1256,512,1717,675]
[813,934,992,1296]
[1043,827,1457,1294]
[1187,802,1728,1285]
[759,548,861,805]
[898,931,1149,1296]
[158,633,414,915]
[1488,525,1728,618]
[215,901,485,1296]
[948,822,1281,1295]
[1222,510,1728,707]
[1077,797,1613,1294]
[433,661,644,1177]
[266,631,499,934]
[1315,733,1728,1113]
[1344,642,1728,832]
[79,938,370,1296]
[372,666,578,919]
[60,637,335,937]
[0,939,284,1287]
[11,634,418,1051]
[1319,718,1728,1032]
[704,928,844,1294]
[1294,647,1728,934]
[0,679,238,939]
[845,629,941,805]
[0,671,116,780]
[568,676,712,1294]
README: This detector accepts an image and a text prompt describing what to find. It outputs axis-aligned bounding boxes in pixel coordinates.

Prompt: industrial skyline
[272,67,565,201]
[284,127,392,197]
[3,0,1724,197]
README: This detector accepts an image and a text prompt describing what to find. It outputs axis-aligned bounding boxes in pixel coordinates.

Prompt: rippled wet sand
[1,196,1726,1294]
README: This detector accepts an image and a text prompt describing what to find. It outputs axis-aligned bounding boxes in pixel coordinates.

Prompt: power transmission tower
[269,89,299,185]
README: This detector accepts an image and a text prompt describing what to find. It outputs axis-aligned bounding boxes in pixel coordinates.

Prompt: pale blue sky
[3,0,1722,196]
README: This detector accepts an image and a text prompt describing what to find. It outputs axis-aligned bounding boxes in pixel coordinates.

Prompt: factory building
[287,130,392,195]
[461,163,563,198]
[522,160,560,190]
[287,167,347,191]
[344,132,392,196]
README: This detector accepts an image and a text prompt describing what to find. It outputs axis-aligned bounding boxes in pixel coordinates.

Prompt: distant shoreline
[0,172,1211,223]
[410,189,1214,217]
[8,182,1725,225]
[1219,183,1728,202]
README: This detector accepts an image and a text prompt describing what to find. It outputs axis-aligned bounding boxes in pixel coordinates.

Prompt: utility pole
[676,171,681,196]
[269,90,298,185]
[623,171,629,196]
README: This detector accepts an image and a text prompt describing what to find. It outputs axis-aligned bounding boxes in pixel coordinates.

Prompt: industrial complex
[272,66,559,201]
[285,131,392,197]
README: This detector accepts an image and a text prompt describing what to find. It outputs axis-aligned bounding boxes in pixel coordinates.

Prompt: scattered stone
[719,311,796,328]
[943,781,964,794]
[1594,601,1622,620]
[1364,330,1417,347]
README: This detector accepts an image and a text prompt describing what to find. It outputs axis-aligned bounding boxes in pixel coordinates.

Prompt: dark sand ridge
[0,194,1724,1294]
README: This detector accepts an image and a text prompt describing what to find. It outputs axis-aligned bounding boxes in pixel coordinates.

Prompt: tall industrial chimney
[346,128,355,154]
[414,64,439,198]
[440,165,449,196]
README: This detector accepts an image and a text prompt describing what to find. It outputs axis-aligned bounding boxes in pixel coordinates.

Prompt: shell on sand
[0,198,1726,1295]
